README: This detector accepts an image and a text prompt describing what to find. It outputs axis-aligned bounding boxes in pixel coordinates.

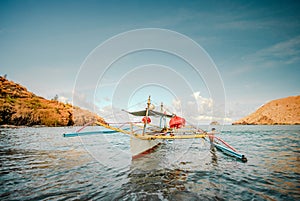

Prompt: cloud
[166,92,228,124]
[99,104,140,123]
[58,96,69,104]
[171,98,182,114]
[226,100,262,121]
[184,92,215,122]
[103,96,111,102]
[95,91,230,125]
[191,115,232,124]
[248,35,300,66]
[216,18,299,32]
[192,91,213,115]
[229,35,300,76]
[72,92,100,113]
[98,105,119,123]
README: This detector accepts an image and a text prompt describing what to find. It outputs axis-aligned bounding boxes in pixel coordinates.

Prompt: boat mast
[160,102,166,128]
[143,96,151,135]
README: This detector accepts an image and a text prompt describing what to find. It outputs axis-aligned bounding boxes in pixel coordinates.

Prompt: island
[210,121,220,125]
[0,76,106,127]
[232,95,300,125]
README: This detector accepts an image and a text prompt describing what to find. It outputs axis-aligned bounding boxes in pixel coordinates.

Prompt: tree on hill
[52,94,59,101]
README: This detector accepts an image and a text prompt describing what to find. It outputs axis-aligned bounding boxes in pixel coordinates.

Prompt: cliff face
[233,95,300,125]
[0,76,106,127]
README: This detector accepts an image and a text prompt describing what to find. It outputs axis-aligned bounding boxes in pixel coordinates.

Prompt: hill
[232,95,300,125]
[0,76,106,127]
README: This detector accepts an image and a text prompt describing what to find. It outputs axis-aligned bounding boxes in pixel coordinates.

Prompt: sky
[1,0,299,124]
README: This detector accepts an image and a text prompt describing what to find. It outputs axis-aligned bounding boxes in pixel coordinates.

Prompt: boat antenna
[143,95,151,135]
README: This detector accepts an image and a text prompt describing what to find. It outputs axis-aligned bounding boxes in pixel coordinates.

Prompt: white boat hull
[130,135,161,159]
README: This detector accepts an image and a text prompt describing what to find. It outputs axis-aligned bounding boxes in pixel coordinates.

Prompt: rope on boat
[214,136,238,152]
[106,121,141,124]
[76,121,95,132]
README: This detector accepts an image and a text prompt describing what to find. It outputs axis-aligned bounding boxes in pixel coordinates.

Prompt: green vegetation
[5,95,16,104]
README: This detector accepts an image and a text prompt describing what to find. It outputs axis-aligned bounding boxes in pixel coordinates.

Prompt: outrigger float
[63,96,247,162]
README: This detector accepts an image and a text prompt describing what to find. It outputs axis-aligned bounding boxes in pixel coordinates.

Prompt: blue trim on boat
[213,142,247,162]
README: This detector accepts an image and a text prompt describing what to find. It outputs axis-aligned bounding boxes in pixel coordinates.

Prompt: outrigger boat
[63,96,247,162]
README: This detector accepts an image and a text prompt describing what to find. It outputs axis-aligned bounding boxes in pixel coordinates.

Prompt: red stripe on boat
[132,143,161,160]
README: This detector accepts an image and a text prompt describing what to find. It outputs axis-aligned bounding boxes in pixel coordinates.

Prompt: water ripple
[0,126,299,200]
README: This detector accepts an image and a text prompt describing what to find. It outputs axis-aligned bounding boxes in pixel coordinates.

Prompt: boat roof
[122,109,173,118]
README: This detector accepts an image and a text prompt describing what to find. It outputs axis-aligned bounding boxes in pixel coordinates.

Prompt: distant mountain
[233,95,300,125]
[0,76,106,127]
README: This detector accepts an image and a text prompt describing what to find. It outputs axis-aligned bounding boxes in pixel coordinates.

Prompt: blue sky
[1,0,299,122]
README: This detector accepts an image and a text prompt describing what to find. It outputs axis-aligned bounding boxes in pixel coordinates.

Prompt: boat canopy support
[122,109,173,118]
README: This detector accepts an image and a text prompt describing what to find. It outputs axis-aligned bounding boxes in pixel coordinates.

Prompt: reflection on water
[0,126,300,200]
[115,151,193,200]
[210,144,218,166]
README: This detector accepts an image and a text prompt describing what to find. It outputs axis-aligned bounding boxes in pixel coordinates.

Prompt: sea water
[0,125,299,200]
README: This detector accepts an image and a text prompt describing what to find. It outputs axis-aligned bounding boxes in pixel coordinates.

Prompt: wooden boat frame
[64,96,247,162]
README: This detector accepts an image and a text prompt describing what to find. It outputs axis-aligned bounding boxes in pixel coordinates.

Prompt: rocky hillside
[0,76,106,127]
[233,95,300,125]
